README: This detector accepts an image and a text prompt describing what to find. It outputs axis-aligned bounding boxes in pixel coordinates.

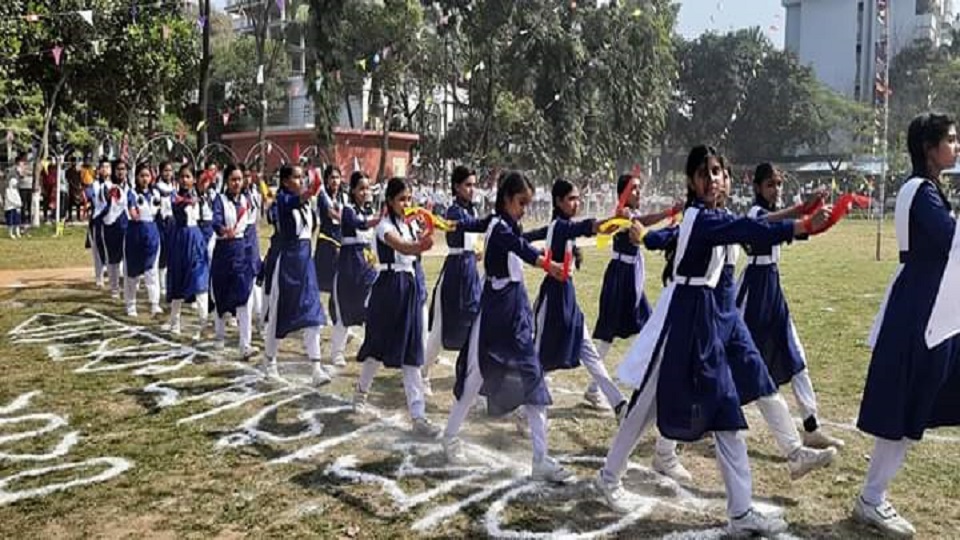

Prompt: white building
[783,0,954,102]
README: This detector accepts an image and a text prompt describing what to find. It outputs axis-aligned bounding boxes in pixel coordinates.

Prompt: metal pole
[875,0,890,262]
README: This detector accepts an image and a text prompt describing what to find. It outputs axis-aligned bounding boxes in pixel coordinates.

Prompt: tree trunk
[344,93,355,128]
[198,0,212,153]
[376,92,393,182]
[33,70,68,227]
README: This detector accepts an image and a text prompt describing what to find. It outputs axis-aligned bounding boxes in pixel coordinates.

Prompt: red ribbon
[806,193,871,235]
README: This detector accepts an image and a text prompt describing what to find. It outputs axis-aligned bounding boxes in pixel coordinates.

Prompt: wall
[221,128,419,179]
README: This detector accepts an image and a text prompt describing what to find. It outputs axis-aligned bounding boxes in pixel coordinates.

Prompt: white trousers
[443,314,549,461]
[358,358,428,419]
[585,339,613,394]
[169,293,209,328]
[600,359,753,518]
[91,231,104,285]
[124,259,160,314]
[789,368,819,421]
[215,302,252,351]
[578,327,624,408]
[108,263,122,295]
[861,437,912,506]
[424,281,444,377]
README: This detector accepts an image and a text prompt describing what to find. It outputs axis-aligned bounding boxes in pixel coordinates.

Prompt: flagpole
[875,0,889,262]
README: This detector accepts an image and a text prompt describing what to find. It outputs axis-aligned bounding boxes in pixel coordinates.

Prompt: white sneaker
[125,309,138,318]
[728,507,789,536]
[311,363,332,386]
[422,377,434,397]
[259,358,280,379]
[652,452,693,483]
[161,321,181,336]
[192,323,207,342]
[331,354,347,367]
[788,446,837,480]
[595,472,640,514]
[531,456,574,483]
[443,436,466,465]
[239,346,259,360]
[584,387,610,410]
[95,280,104,289]
[412,416,441,438]
[853,497,915,538]
[110,290,120,300]
[150,306,163,317]
[352,389,368,412]
[803,428,845,449]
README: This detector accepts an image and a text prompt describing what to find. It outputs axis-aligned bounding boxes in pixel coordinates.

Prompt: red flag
[293,142,301,162]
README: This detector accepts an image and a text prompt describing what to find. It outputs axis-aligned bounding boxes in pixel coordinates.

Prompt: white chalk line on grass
[0,391,132,506]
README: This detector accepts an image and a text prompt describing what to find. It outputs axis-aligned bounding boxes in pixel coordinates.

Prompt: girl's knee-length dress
[453,214,551,416]
[263,188,325,338]
[211,192,255,317]
[593,210,652,342]
[859,177,960,441]
[330,203,378,327]
[123,188,161,279]
[429,199,486,350]
[102,183,129,266]
[314,188,348,293]
[618,205,796,442]
[357,215,426,367]
[166,190,210,303]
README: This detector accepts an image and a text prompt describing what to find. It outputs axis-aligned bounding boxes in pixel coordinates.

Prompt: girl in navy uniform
[211,164,258,358]
[261,164,331,386]
[596,145,833,536]
[329,171,380,366]
[353,178,441,437]
[314,165,347,300]
[163,165,210,339]
[736,163,844,449]
[641,163,836,485]
[102,160,130,299]
[424,165,488,396]
[854,113,960,537]
[242,167,264,332]
[123,164,163,318]
[155,161,176,295]
[85,158,111,288]
[586,174,679,409]
[524,179,627,414]
[442,171,573,484]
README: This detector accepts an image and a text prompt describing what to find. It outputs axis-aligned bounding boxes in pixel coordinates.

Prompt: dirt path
[0,267,91,289]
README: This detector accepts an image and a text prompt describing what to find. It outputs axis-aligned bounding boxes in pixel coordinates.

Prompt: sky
[676,0,785,46]
[211,0,787,46]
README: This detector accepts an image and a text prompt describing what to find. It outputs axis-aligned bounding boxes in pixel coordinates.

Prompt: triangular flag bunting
[197,120,207,132]
[51,45,64,66]
[257,65,264,85]
[79,10,93,26]
[166,138,173,153]
[222,112,230,126]
[293,142,301,162]
[25,14,40,22]
[276,0,285,13]
[357,58,367,71]
[92,41,101,55]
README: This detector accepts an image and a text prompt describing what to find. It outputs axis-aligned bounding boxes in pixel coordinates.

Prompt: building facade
[783,0,954,102]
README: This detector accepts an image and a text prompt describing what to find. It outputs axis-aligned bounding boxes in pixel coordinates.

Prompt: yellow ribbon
[596,217,633,250]
[316,232,341,248]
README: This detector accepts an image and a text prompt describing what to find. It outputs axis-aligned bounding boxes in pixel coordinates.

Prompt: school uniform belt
[612,252,638,264]
[446,247,476,255]
[674,275,711,286]
[747,255,778,266]
[341,237,368,246]
[378,262,415,273]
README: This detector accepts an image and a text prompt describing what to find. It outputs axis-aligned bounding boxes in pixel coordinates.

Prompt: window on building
[916,0,937,15]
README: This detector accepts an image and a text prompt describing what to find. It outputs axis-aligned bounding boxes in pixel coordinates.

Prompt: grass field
[0,219,958,539]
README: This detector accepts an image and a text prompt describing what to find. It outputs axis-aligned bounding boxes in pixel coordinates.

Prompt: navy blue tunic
[243,189,262,279]
[736,202,807,386]
[357,214,425,368]
[102,183,129,265]
[593,215,652,342]
[211,193,255,317]
[428,199,486,350]
[622,205,795,441]
[85,180,108,263]
[454,214,552,416]
[314,188,348,293]
[123,188,161,278]
[331,203,378,327]
[166,190,210,302]
[858,178,960,440]
[265,188,325,338]
[526,217,596,371]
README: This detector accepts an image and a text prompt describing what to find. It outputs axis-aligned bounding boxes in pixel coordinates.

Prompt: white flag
[79,10,93,26]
